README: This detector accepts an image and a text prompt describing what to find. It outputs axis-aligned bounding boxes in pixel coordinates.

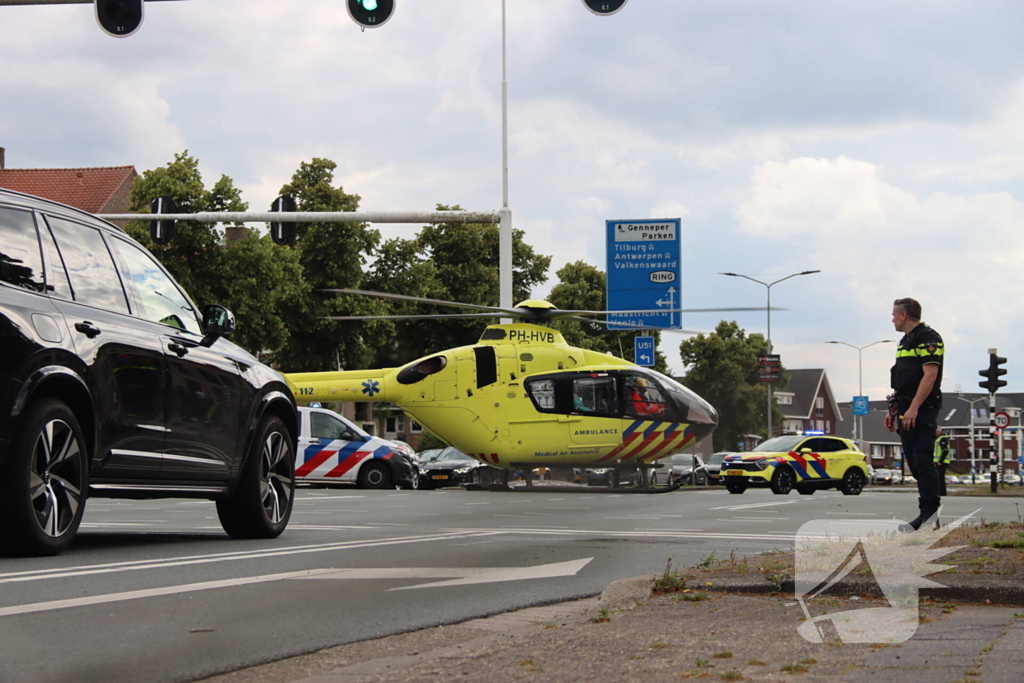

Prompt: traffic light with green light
[347,0,395,29]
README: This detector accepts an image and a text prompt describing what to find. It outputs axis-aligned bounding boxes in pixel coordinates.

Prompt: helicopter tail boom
[285,369,391,404]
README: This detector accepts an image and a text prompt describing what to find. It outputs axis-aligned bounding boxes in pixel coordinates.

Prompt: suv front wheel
[0,399,88,556]
[217,415,295,538]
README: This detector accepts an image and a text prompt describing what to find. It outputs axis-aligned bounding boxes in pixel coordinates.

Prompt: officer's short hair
[893,297,922,320]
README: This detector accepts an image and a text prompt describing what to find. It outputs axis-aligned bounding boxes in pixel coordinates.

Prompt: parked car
[720,435,869,495]
[295,406,417,489]
[945,474,961,485]
[669,453,707,485]
[0,188,299,556]
[583,466,661,487]
[874,468,902,485]
[867,464,877,485]
[704,452,731,485]
[1002,473,1021,485]
[417,447,502,489]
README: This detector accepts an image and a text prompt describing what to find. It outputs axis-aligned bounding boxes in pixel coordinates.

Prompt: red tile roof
[0,166,136,213]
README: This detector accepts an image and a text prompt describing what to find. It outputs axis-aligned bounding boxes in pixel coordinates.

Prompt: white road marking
[479,527,800,542]
[716,518,776,523]
[81,522,166,526]
[709,501,800,511]
[0,531,500,586]
[297,557,594,591]
[733,517,790,521]
[0,558,594,618]
[543,507,592,510]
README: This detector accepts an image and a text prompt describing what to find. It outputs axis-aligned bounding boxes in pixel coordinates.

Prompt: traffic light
[979,352,1008,394]
[582,0,628,16]
[94,0,144,38]
[269,195,297,246]
[347,0,395,29]
[149,196,176,245]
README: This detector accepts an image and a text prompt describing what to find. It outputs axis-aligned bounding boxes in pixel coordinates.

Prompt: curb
[693,575,1024,606]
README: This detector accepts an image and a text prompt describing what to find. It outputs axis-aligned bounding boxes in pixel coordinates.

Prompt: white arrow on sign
[294,558,593,590]
[655,287,677,326]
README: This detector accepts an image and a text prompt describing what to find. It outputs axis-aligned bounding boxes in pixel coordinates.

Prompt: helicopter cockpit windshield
[525,369,718,440]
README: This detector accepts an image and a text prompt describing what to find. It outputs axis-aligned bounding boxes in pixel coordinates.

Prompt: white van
[296,406,418,489]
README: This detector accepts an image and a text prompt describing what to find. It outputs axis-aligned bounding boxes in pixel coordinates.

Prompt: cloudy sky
[3,0,1023,402]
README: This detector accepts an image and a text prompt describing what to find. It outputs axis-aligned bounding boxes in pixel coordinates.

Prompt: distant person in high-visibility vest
[933,426,951,496]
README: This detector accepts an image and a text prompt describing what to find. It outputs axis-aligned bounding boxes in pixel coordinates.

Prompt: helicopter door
[568,375,623,447]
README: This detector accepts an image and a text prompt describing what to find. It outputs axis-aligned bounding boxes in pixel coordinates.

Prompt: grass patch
[651,642,671,650]
[674,591,709,603]
[781,663,809,674]
[720,672,744,681]
[747,659,767,666]
[713,651,733,660]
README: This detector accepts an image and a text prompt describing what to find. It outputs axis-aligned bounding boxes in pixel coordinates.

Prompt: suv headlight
[754,459,770,470]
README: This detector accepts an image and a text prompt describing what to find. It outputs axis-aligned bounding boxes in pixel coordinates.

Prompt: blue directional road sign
[853,396,870,416]
[606,218,682,330]
[634,336,655,367]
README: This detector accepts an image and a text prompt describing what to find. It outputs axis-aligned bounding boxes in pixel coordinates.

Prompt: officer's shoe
[899,499,941,533]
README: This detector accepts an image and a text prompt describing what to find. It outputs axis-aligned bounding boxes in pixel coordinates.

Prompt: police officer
[934,427,951,496]
[883,297,944,531]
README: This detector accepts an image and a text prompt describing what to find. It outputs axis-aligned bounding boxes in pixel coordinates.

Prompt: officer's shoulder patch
[925,342,937,353]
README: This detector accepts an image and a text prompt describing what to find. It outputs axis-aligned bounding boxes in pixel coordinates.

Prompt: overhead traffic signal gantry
[94,0,144,38]
[347,0,395,29]
[582,0,628,16]
[979,351,1008,394]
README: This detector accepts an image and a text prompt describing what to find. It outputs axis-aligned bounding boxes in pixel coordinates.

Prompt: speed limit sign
[994,411,1011,429]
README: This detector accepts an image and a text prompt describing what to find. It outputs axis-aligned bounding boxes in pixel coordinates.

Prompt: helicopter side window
[573,377,617,415]
[527,379,556,410]
[623,375,667,419]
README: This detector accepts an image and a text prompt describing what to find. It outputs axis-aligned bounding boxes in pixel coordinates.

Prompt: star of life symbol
[794,510,978,644]
[361,379,380,397]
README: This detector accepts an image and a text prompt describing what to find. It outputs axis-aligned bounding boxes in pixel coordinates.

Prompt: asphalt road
[0,485,1016,683]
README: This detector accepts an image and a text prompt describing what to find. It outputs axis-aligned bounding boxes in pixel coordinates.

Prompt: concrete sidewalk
[201,575,1024,683]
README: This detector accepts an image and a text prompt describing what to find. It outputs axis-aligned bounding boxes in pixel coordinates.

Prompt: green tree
[548,261,668,372]
[362,205,551,365]
[125,151,306,356]
[272,158,389,372]
[678,320,788,451]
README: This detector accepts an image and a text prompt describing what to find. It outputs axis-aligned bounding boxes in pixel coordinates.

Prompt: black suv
[0,189,298,555]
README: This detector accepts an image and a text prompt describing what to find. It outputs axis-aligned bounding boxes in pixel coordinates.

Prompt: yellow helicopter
[284,290,772,487]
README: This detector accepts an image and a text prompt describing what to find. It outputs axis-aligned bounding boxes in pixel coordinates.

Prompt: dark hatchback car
[0,189,298,556]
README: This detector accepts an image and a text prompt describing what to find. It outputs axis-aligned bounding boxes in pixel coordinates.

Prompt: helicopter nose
[678,390,718,443]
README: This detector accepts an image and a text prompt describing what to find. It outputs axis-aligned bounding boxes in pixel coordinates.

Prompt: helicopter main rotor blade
[319,289,523,317]
[544,306,786,320]
[320,313,504,321]
[565,316,706,334]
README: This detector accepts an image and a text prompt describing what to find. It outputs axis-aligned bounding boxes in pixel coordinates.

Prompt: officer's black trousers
[896,405,942,503]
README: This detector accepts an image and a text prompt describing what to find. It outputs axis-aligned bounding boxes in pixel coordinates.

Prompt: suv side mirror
[799,448,812,454]
[200,304,235,347]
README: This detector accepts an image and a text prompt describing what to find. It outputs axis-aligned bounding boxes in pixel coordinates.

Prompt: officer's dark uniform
[891,322,944,523]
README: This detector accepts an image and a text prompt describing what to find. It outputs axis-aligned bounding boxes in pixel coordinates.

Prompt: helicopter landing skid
[464,482,682,494]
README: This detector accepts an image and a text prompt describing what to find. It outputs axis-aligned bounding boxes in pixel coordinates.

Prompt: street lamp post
[956,386,989,484]
[824,340,896,448]
[719,270,820,439]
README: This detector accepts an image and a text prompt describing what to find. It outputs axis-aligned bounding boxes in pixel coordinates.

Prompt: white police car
[296,406,417,489]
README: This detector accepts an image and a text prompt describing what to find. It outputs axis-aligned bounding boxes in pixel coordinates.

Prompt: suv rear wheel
[0,399,88,556]
[217,415,294,538]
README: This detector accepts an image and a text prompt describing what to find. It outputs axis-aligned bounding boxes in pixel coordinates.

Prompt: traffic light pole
[989,391,999,494]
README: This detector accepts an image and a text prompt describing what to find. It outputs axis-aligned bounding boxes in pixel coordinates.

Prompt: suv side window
[110,237,202,335]
[46,217,129,314]
[0,207,45,292]
[38,221,74,300]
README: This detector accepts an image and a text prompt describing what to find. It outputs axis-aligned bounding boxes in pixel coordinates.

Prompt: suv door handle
[74,321,101,338]
[168,342,188,357]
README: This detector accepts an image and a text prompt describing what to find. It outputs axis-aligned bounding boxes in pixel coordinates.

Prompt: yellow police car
[720,434,868,496]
